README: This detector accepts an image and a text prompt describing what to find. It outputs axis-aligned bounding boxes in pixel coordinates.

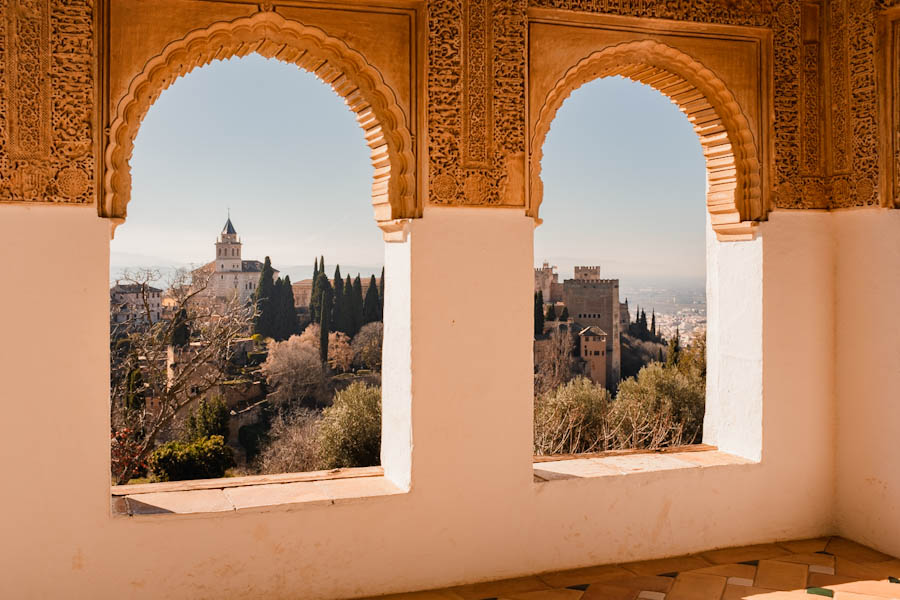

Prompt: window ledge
[533,446,754,483]
[111,466,405,518]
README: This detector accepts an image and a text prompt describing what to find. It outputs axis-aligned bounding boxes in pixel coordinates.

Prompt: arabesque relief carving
[101,12,417,235]
[0,0,893,217]
[524,0,884,210]
[0,0,94,204]
[428,0,527,207]
[530,40,762,241]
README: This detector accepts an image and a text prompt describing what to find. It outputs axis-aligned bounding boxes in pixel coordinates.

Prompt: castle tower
[215,216,242,272]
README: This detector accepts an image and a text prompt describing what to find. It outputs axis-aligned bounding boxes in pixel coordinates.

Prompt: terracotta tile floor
[366,537,900,600]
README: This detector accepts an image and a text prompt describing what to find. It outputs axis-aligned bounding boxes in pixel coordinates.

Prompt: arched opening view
[109,54,385,486]
[533,75,707,457]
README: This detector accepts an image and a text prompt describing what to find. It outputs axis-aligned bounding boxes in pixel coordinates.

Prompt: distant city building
[110,283,162,325]
[292,276,375,310]
[534,262,563,303]
[535,263,622,387]
[578,326,608,389]
[192,217,279,304]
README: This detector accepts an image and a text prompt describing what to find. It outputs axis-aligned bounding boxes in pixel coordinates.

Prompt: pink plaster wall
[0,205,850,599]
[834,210,900,557]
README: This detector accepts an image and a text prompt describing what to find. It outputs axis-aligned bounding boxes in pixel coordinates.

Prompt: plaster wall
[833,210,900,558]
[0,205,838,599]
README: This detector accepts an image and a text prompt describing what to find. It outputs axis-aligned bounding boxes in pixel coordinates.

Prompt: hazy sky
[111,54,707,282]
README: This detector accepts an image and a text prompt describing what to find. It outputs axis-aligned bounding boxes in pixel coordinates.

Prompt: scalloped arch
[102,12,417,236]
[530,39,764,241]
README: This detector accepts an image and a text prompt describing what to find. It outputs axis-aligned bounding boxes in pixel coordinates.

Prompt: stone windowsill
[111,466,405,518]
[533,446,755,482]
[111,448,753,517]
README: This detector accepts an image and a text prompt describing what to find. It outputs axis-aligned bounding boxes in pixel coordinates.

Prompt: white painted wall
[0,204,863,600]
[834,210,900,557]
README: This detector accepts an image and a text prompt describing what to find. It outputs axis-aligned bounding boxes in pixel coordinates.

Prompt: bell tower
[215,215,242,272]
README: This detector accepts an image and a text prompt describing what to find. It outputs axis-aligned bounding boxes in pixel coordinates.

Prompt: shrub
[148,435,235,482]
[534,377,613,455]
[255,409,321,474]
[352,322,383,370]
[261,335,323,408]
[238,420,269,462]
[317,382,381,469]
[612,362,705,449]
[185,396,230,442]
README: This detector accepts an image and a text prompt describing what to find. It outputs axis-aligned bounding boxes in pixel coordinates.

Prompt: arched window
[108,53,386,487]
[533,75,707,457]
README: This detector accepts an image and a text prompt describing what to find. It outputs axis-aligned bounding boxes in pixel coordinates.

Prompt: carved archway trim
[102,11,417,235]
[530,39,764,241]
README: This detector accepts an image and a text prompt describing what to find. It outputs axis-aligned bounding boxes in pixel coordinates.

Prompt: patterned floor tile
[580,584,639,600]
[362,538,899,600]
[754,560,809,591]
[538,566,636,589]
[693,564,758,580]
[778,539,832,554]
[667,572,727,600]
[701,544,791,566]
[826,539,895,565]
[622,556,712,576]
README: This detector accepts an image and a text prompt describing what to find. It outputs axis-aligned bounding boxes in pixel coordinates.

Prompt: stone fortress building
[535,263,626,386]
[192,217,278,304]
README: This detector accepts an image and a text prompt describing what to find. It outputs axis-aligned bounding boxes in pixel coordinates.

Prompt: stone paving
[367,537,900,600]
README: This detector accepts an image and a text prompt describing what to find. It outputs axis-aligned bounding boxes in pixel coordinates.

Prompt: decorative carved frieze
[524,0,885,211]
[428,0,527,207]
[0,0,94,204]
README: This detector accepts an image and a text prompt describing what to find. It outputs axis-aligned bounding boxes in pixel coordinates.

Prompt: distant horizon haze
[111,57,708,287]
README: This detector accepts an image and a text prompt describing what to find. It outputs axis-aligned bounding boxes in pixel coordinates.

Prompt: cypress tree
[363,275,380,324]
[254,256,276,338]
[650,310,657,340]
[546,303,557,321]
[332,265,347,334]
[534,291,544,337]
[351,275,364,336]
[282,275,298,339]
[171,308,190,347]
[272,278,285,340]
[319,289,332,365]
[312,257,319,288]
[343,274,353,332]
[666,328,682,367]
[559,306,569,321]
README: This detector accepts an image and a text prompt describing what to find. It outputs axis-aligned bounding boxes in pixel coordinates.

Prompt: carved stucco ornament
[529,39,764,241]
[102,11,417,238]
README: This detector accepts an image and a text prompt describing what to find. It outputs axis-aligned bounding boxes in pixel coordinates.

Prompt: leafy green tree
[546,303,557,321]
[170,308,190,347]
[363,275,380,323]
[253,256,276,338]
[534,291,544,337]
[148,435,235,482]
[185,397,230,443]
[317,382,381,469]
[351,275,364,336]
[559,306,569,321]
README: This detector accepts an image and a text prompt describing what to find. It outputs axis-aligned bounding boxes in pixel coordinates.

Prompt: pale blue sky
[111,54,706,282]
